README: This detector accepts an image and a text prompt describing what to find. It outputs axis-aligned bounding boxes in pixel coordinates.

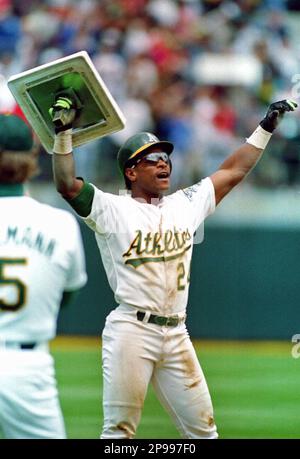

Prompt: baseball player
[50,97,297,439]
[0,114,87,439]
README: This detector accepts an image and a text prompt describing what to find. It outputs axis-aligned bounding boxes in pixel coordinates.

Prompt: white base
[8,51,126,154]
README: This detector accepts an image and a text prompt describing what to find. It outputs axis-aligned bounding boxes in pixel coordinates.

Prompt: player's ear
[124,167,137,185]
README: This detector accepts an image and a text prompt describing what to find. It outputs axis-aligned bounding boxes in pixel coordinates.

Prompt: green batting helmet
[117,132,174,173]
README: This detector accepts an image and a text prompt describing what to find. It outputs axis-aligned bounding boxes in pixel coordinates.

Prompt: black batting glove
[260,99,298,133]
[49,96,76,133]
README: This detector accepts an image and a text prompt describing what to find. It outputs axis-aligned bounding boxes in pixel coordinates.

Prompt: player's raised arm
[210,99,298,205]
[50,96,95,217]
[50,96,84,199]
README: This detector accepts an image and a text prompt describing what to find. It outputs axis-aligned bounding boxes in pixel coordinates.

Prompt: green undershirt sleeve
[66,180,95,217]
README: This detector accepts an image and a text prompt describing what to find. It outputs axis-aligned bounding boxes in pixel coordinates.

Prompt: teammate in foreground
[50,97,297,439]
[0,114,87,439]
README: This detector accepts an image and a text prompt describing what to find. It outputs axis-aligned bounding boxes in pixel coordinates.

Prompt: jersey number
[177,262,190,291]
[0,258,27,311]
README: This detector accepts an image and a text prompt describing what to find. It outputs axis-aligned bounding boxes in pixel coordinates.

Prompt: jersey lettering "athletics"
[123,228,192,268]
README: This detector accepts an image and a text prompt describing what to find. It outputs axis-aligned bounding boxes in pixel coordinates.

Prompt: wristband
[246,125,272,150]
[53,129,72,155]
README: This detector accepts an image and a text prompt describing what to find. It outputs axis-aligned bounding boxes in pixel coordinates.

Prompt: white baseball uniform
[80,176,218,439]
[0,186,87,439]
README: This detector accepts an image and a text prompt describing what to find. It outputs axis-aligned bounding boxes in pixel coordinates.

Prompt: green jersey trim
[0,184,24,197]
[67,180,95,217]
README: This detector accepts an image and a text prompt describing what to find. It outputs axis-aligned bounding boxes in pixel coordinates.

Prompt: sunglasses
[131,152,170,168]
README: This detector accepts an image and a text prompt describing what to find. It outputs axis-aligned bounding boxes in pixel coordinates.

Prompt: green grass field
[51,338,300,439]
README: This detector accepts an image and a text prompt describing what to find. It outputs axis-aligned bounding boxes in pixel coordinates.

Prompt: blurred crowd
[1,0,300,189]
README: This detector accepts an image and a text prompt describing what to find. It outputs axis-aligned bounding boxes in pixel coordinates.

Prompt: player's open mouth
[156,171,170,180]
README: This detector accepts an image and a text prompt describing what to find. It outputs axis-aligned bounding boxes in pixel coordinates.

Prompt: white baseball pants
[0,348,66,439]
[101,305,218,439]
